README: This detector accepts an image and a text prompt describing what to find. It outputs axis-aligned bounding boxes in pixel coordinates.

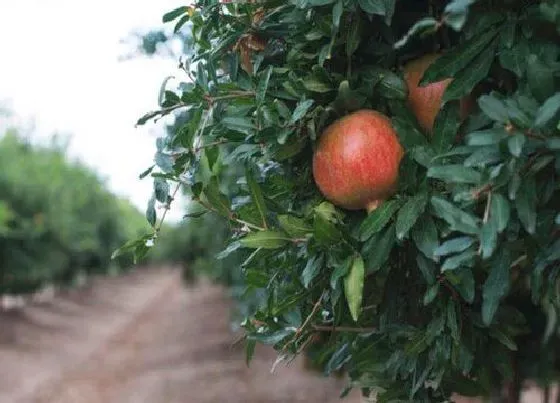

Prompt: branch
[312,325,377,333]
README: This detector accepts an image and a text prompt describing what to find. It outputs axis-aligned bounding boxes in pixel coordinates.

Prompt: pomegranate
[404,54,474,134]
[312,110,404,213]
[404,54,451,133]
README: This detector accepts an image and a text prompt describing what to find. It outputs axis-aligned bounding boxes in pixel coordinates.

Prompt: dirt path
[0,267,357,403]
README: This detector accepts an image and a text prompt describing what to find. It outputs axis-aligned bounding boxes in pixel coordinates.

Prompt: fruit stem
[366,200,382,214]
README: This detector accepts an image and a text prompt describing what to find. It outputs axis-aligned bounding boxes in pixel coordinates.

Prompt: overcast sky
[0,0,187,222]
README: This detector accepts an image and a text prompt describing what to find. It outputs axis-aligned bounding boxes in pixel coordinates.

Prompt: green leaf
[431,196,480,234]
[358,0,385,15]
[396,193,428,240]
[447,300,460,342]
[507,134,525,157]
[290,99,314,124]
[256,66,273,105]
[432,103,461,152]
[153,177,169,203]
[534,93,560,128]
[527,54,555,102]
[344,255,365,322]
[490,193,510,233]
[428,165,482,184]
[394,18,439,49]
[146,196,157,227]
[478,95,509,123]
[162,6,188,23]
[465,128,508,146]
[333,0,343,27]
[423,283,440,305]
[443,0,476,31]
[346,14,361,56]
[482,249,511,326]
[246,339,256,366]
[278,215,312,237]
[434,237,475,257]
[442,249,477,271]
[303,77,333,93]
[479,219,498,259]
[362,224,396,273]
[203,177,231,217]
[359,199,401,241]
[222,116,256,134]
[420,27,500,85]
[489,328,517,351]
[515,177,537,234]
[139,165,154,180]
[411,216,439,260]
[442,40,497,102]
[447,267,475,303]
[246,169,268,229]
[302,255,322,288]
[331,256,351,289]
[240,230,290,249]
[377,71,407,100]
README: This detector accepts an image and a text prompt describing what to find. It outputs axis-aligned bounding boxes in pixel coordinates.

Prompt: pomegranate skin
[312,110,404,212]
[404,54,452,133]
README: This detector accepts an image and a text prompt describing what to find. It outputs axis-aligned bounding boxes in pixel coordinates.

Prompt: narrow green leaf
[246,169,268,228]
[534,93,560,128]
[302,256,322,288]
[146,196,157,227]
[432,103,461,152]
[359,199,401,240]
[428,165,482,184]
[240,230,290,249]
[447,300,460,342]
[490,193,510,233]
[222,116,256,134]
[330,257,351,289]
[246,339,256,366]
[344,255,365,322]
[332,0,343,27]
[396,193,428,240]
[507,133,525,157]
[420,27,500,85]
[423,283,440,305]
[290,99,314,124]
[358,0,386,15]
[479,219,498,259]
[465,128,508,146]
[442,40,497,102]
[362,224,396,273]
[482,249,511,326]
[162,6,188,23]
[442,249,477,271]
[203,177,231,217]
[434,237,475,257]
[515,177,537,234]
[431,196,480,234]
[303,77,333,93]
[478,95,509,123]
[447,268,475,303]
[346,14,361,56]
[394,18,438,49]
[278,215,312,237]
[490,328,518,351]
[153,177,169,203]
[412,215,439,260]
[256,65,273,105]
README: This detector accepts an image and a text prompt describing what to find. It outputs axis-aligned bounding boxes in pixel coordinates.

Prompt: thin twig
[312,325,377,333]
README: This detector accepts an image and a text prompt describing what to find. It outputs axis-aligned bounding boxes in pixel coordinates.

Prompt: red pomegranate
[312,110,404,213]
[404,54,451,133]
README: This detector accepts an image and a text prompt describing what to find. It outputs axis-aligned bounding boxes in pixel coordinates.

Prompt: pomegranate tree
[130,1,560,402]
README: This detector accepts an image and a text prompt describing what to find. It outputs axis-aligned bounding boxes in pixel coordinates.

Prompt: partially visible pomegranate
[404,54,474,135]
[404,54,451,133]
[312,110,404,213]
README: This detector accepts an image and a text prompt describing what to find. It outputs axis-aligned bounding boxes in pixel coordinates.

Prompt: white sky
[0,0,187,222]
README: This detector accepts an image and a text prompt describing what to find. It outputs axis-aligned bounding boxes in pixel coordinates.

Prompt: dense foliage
[0,130,149,294]
[132,0,560,401]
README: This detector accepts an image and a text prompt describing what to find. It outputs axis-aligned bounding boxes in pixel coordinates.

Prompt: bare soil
[0,267,359,403]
